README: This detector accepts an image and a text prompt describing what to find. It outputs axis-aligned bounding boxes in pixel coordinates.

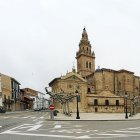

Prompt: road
[1,111,140,139]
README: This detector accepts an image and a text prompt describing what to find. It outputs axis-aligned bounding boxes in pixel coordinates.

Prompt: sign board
[77,95,81,102]
[0,98,2,106]
[49,105,55,110]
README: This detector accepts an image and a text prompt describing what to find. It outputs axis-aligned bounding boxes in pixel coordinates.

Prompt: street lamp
[75,90,80,119]
[124,92,128,119]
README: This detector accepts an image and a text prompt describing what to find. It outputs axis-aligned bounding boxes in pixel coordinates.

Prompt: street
[1,112,140,139]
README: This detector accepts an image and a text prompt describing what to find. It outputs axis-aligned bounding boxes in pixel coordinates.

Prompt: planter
[0,107,6,113]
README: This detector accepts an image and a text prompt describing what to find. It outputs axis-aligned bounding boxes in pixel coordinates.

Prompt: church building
[49,28,140,113]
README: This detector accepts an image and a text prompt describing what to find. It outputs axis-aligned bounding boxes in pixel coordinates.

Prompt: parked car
[0,106,6,113]
[34,108,41,111]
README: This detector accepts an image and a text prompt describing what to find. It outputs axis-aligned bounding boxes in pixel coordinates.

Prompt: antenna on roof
[72,62,76,73]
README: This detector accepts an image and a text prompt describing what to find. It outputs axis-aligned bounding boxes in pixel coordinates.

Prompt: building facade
[0,74,21,111]
[33,91,49,110]
[0,74,13,111]
[49,28,140,113]
[11,78,21,111]
[20,88,38,110]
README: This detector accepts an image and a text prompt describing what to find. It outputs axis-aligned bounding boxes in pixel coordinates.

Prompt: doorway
[95,107,98,112]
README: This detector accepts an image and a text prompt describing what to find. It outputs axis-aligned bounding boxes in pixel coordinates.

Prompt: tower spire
[76,28,95,78]
[82,27,88,40]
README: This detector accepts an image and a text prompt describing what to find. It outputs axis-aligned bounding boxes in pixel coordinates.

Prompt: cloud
[0,0,140,92]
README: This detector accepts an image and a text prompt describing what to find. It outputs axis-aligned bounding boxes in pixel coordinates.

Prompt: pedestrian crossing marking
[1,123,140,139]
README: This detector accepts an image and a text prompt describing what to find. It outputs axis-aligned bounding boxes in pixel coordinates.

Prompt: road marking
[0,124,27,134]
[23,116,32,119]
[0,126,2,128]
[54,125,61,129]
[27,125,42,131]
[36,121,43,124]
[2,123,140,139]
[115,130,140,133]
[3,117,10,118]
[13,117,18,118]
[1,132,76,138]
[0,124,42,133]
[33,114,47,121]
[76,135,91,139]
[31,117,36,119]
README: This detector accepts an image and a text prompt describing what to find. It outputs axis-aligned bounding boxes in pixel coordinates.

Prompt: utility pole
[0,76,2,107]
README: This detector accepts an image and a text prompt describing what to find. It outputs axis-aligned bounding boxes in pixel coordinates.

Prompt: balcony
[88,102,124,106]
[3,99,14,104]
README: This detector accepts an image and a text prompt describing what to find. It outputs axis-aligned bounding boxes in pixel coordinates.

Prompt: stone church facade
[49,28,140,113]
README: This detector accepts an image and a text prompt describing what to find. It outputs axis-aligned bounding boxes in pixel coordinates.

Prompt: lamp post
[124,92,128,119]
[75,90,80,119]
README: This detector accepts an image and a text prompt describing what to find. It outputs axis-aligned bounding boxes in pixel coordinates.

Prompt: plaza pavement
[4,110,140,121]
[54,112,140,121]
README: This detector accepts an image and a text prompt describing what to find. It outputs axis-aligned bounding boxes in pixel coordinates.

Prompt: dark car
[34,108,41,111]
[0,106,6,113]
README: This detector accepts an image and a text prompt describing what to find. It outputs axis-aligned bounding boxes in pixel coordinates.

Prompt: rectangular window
[94,99,98,105]
[86,61,88,68]
[89,62,91,69]
[116,100,119,106]
[105,100,109,106]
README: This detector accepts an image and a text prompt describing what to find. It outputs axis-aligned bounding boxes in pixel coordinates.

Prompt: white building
[33,92,49,110]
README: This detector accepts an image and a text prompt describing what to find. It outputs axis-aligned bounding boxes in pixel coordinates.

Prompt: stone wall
[87,96,124,113]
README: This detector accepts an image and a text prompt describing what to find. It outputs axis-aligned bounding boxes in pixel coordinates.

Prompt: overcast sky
[0,0,140,93]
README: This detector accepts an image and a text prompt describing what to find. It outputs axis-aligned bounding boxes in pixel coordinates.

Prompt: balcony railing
[88,102,124,106]
[3,99,14,104]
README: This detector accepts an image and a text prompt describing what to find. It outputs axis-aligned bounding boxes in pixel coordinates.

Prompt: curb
[46,118,140,121]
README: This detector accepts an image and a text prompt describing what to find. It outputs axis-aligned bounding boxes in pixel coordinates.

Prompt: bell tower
[76,28,95,78]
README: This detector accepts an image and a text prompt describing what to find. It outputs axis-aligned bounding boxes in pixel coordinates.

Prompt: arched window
[89,62,91,69]
[118,82,121,90]
[94,99,98,105]
[88,88,91,93]
[86,61,88,68]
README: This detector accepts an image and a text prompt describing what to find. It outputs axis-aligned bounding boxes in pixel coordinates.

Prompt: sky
[0,0,140,93]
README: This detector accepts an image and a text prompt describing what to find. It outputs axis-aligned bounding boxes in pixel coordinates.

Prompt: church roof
[61,71,87,82]
[95,68,134,74]
[118,69,134,74]
[49,78,61,86]
[49,71,87,86]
